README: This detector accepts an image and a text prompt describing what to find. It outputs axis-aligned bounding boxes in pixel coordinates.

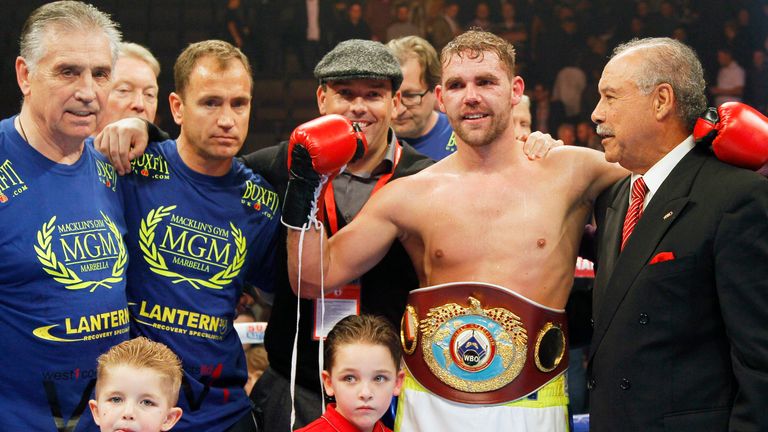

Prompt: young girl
[298,314,405,432]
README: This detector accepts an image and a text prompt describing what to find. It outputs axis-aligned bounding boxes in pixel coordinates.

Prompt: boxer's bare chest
[401,168,587,307]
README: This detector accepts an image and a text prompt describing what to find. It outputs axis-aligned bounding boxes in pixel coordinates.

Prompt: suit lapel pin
[663,211,674,220]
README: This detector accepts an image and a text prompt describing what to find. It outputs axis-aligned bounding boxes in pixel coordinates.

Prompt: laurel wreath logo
[34,212,127,292]
[139,205,246,290]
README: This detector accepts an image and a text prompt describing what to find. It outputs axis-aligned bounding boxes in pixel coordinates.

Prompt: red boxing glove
[287,114,366,174]
[282,114,367,229]
[693,102,768,170]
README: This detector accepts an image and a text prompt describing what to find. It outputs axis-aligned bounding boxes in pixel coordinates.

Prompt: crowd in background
[226,0,768,146]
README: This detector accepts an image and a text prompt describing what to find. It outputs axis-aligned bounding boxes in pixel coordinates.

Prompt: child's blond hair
[96,337,183,405]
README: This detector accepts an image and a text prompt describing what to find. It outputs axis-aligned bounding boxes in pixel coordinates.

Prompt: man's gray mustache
[596,124,614,136]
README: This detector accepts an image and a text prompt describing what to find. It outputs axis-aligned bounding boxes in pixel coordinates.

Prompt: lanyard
[323,144,402,234]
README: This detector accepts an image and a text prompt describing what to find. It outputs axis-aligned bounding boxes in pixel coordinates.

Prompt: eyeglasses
[401,89,430,107]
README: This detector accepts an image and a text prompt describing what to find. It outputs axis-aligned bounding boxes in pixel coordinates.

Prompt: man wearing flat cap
[242,39,433,430]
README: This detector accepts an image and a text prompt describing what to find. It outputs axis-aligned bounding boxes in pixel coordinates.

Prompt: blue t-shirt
[121,140,280,431]
[403,111,456,160]
[0,116,128,432]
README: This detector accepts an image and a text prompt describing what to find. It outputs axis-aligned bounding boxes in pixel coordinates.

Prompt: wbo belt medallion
[401,282,569,404]
[420,296,527,393]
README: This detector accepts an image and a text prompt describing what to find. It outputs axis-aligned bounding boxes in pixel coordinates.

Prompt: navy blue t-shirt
[0,116,129,432]
[403,111,456,160]
[121,140,279,431]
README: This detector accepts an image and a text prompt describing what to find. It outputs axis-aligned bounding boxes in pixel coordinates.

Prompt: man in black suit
[589,37,768,431]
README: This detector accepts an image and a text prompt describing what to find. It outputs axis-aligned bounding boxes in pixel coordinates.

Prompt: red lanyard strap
[324,144,402,234]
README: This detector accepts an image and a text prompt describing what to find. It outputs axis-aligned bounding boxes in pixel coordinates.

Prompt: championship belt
[401,282,568,405]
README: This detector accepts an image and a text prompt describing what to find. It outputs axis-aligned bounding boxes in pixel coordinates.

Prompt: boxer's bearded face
[437,52,517,148]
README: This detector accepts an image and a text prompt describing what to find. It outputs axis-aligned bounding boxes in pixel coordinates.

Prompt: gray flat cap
[314,39,403,91]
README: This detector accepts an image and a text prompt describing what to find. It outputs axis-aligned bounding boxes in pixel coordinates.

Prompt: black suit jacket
[589,145,768,431]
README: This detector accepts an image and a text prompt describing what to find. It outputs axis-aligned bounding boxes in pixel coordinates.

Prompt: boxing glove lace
[282,114,367,229]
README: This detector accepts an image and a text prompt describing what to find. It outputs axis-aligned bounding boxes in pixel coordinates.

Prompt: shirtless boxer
[284,30,625,431]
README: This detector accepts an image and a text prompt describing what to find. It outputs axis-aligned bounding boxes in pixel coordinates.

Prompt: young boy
[89,337,184,432]
[298,315,405,432]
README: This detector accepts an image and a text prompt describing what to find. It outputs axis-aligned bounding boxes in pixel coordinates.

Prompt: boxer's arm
[94,118,167,175]
[584,150,629,202]
[287,184,402,298]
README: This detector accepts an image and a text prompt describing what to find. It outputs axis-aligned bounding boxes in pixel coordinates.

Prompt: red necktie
[621,177,648,251]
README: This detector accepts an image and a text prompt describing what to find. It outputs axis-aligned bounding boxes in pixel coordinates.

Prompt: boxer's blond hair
[441,30,516,79]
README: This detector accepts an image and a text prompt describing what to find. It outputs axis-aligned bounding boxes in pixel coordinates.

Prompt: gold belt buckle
[404,296,528,393]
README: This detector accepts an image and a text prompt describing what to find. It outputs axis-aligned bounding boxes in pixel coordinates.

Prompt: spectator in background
[96,42,160,132]
[468,1,492,31]
[494,2,526,42]
[494,2,528,71]
[531,82,566,135]
[366,0,395,42]
[234,309,269,395]
[512,93,565,153]
[427,0,462,52]
[746,49,768,114]
[252,0,282,73]
[244,345,268,394]
[612,16,647,49]
[553,58,587,120]
[512,94,532,140]
[225,0,249,50]
[646,0,679,37]
[336,2,372,42]
[580,36,609,117]
[736,8,762,51]
[388,36,455,160]
[541,14,586,84]
[556,122,576,146]
[722,19,753,70]
[576,119,601,151]
[331,0,347,22]
[672,25,688,43]
[291,0,334,72]
[757,5,768,49]
[635,0,650,18]
[386,3,422,42]
[710,46,745,106]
